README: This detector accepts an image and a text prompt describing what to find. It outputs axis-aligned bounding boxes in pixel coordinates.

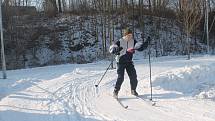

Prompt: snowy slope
[0,55,215,121]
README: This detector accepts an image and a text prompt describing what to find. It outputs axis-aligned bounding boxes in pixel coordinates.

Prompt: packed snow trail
[0,64,106,121]
[0,55,215,121]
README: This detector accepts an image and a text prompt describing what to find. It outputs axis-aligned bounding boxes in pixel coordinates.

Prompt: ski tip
[125,106,128,109]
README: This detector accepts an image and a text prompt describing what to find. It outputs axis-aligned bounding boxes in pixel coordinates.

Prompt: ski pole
[148,36,153,101]
[95,62,112,87]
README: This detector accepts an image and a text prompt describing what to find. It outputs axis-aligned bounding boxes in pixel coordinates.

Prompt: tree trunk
[58,0,62,13]
[148,0,152,11]
[187,34,191,60]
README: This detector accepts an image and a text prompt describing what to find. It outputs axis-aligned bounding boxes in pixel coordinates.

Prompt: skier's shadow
[139,92,184,100]
[119,92,183,101]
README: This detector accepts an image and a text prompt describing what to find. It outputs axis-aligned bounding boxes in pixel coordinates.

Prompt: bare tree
[102,0,107,58]
[58,0,62,13]
[148,0,152,11]
[177,0,203,59]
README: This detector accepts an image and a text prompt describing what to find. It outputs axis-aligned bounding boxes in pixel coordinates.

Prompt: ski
[134,95,156,106]
[115,98,128,109]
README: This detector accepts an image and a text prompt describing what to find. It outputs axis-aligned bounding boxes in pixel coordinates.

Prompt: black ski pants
[115,62,138,91]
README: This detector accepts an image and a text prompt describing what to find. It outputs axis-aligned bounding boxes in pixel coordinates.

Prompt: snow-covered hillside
[1,55,215,121]
[6,14,207,70]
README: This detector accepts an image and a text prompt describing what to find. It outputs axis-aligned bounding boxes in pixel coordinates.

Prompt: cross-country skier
[109,28,150,98]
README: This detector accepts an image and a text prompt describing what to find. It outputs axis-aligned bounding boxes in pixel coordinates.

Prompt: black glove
[115,47,123,55]
[119,46,123,51]
[110,44,123,55]
[135,36,151,51]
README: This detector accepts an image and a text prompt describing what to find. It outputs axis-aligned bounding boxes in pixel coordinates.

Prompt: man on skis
[109,28,149,98]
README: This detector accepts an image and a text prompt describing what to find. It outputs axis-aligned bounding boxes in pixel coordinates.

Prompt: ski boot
[131,90,139,96]
[113,89,119,99]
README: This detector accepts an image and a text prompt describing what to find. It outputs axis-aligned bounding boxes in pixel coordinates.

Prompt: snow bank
[153,63,215,100]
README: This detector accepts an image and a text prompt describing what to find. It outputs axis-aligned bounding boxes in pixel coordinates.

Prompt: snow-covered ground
[1,55,215,121]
